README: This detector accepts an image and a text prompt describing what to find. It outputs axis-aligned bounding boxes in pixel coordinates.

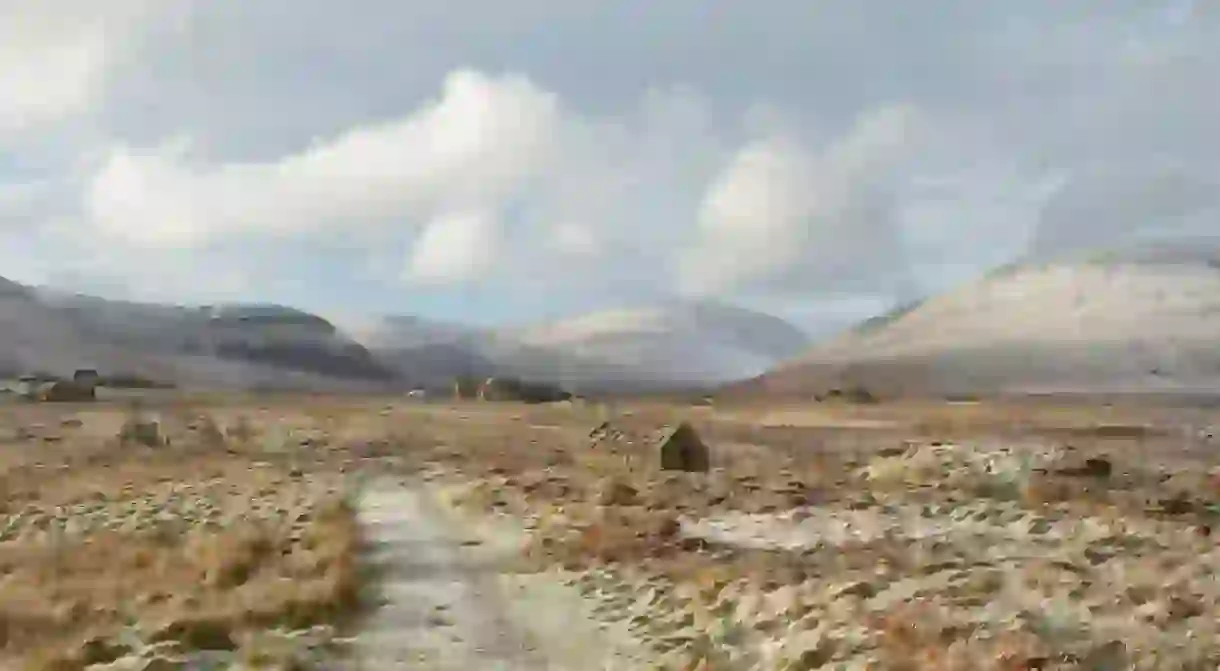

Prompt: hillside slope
[732,243,1220,399]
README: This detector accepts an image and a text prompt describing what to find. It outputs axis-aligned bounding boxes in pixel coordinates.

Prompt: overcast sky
[0,1,1217,331]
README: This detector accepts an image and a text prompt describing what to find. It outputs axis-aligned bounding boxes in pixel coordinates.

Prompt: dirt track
[350,477,649,670]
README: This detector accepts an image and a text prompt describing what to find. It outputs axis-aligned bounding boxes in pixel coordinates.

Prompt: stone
[192,415,227,448]
[597,479,640,506]
[1079,640,1128,670]
[226,416,256,442]
[145,615,237,651]
[1057,456,1113,479]
[658,422,710,473]
[119,417,164,447]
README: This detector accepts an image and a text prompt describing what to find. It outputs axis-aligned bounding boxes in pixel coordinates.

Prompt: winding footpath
[348,478,649,670]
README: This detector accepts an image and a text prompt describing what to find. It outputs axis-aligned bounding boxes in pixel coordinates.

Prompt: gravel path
[350,479,649,670]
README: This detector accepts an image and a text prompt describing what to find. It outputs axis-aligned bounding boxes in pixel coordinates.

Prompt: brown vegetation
[3,390,1220,667]
[0,405,362,669]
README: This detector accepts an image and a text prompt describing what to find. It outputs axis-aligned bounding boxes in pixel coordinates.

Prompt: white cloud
[679,137,819,293]
[71,67,943,307]
[677,105,924,297]
[406,211,500,285]
[0,0,176,142]
[549,223,599,256]
[85,70,560,247]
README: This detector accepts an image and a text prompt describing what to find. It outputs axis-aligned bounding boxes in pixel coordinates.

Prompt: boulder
[119,415,164,447]
[658,422,710,473]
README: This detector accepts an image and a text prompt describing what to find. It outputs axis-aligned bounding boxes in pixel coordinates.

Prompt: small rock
[1079,640,1127,670]
[597,479,640,507]
[833,581,877,599]
[145,615,236,651]
[1057,456,1112,479]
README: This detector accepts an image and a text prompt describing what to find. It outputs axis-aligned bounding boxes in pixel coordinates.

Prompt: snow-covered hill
[735,243,1220,398]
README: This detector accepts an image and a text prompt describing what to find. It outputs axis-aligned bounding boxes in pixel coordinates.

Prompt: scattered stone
[119,415,164,447]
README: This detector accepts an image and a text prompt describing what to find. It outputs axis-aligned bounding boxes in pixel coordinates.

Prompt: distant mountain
[507,301,810,385]
[348,314,487,350]
[1,276,810,395]
[730,243,1220,399]
[5,283,403,390]
[358,300,811,394]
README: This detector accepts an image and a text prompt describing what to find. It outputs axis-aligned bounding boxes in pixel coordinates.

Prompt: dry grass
[413,397,1220,668]
[3,391,1219,668]
[1,495,360,668]
[0,402,364,669]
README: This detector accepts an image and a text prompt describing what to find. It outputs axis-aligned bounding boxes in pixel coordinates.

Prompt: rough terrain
[3,394,1220,669]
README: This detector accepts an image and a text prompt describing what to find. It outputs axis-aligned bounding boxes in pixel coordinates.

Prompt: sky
[0,1,1217,334]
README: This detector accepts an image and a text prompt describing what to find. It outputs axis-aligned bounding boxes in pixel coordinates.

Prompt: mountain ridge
[0,278,811,394]
[729,244,1220,400]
